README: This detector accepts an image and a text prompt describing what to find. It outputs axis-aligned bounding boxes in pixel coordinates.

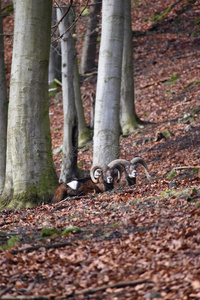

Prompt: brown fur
[52,176,110,203]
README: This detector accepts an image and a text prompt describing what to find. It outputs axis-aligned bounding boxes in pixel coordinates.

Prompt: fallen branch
[0,284,14,298]
[0,280,152,299]
[72,279,153,296]
[172,166,200,170]
[10,241,73,255]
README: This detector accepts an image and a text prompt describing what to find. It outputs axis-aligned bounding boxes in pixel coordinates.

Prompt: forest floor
[0,0,200,299]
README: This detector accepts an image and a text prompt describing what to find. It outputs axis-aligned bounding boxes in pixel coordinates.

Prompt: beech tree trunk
[80,0,102,75]
[120,0,140,136]
[0,6,7,195]
[74,57,92,148]
[57,7,78,183]
[49,6,61,86]
[93,0,124,165]
[1,0,57,209]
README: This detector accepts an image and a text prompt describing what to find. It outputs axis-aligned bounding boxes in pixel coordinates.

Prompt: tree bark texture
[93,0,124,165]
[80,0,102,75]
[57,7,78,183]
[74,57,92,148]
[49,6,61,86]
[120,0,139,136]
[0,5,8,195]
[1,0,57,208]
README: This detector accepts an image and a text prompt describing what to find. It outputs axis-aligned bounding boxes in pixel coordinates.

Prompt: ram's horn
[90,164,107,183]
[108,162,124,181]
[130,157,152,181]
[108,159,130,168]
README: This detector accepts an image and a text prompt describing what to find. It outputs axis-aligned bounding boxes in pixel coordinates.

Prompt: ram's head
[90,163,122,185]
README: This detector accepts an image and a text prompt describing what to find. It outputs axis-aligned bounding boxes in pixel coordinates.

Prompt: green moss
[2,169,58,209]
[41,227,59,237]
[121,118,139,137]
[167,169,176,180]
[61,227,81,235]
[78,129,92,148]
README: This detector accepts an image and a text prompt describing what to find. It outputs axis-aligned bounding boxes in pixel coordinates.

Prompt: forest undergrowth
[0,0,200,299]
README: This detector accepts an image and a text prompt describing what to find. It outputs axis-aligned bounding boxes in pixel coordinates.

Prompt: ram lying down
[52,162,122,203]
[52,157,151,203]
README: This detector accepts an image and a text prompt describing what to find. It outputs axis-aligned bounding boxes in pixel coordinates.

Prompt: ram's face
[127,165,137,178]
[104,169,114,184]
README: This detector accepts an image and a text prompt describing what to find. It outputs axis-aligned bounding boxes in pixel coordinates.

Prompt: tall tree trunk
[57,7,78,183]
[93,0,124,165]
[1,0,57,209]
[80,0,102,75]
[120,0,141,136]
[74,57,92,148]
[0,5,8,196]
[49,6,61,86]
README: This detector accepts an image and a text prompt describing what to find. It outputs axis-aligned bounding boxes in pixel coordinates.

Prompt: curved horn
[108,159,130,168]
[130,157,152,181]
[108,162,124,181]
[90,164,108,183]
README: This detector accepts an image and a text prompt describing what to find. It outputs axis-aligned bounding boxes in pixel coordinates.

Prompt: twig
[2,279,152,299]
[52,0,73,30]
[173,166,200,170]
[52,0,90,43]
[73,279,152,296]
[10,241,73,255]
[0,284,14,298]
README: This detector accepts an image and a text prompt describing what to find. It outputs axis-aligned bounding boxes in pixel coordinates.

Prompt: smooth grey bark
[1,0,58,209]
[74,57,92,148]
[57,7,78,183]
[80,0,102,75]
[0,6,8,195]
[93,0,124,165]
[49,6,61,86]
[120,0,140,136]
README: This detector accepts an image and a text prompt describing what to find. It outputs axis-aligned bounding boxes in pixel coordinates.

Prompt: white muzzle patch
[106,177,113,184]
[130,170,137,178]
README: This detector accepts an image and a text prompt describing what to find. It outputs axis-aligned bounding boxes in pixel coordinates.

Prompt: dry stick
[52,0,90,43]
[10,241,74,255]
[73,279,153,296]
[0,284,14,298]
[173,166,200,170]
[0,280,152,299]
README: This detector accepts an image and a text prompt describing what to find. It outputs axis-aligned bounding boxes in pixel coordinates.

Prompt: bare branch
[52,0,90,43]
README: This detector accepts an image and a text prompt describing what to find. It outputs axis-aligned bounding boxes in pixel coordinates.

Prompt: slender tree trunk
[1,0,57,209]
[120,0,141,136]
[57,7,78,183]
[80,0,102,75]
[93,0,124,165]
[74,57,92,148]
[49,6,61,86]
[0,5,8,195]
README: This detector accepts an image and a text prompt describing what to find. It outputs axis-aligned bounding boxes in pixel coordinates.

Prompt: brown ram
[52,162,122,203]
[108,157,152,188]
[90,163,122,192]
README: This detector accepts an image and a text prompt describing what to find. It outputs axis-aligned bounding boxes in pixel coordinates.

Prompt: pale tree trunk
[57,7,78,183]
[49,6,61,86]
[12,0,16,11]
[1,0,57,209]
[0,6,8,195]
[80,0,102,75]
[74,57,92,148]
[120,0,140,136]
[93,0,124,165]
